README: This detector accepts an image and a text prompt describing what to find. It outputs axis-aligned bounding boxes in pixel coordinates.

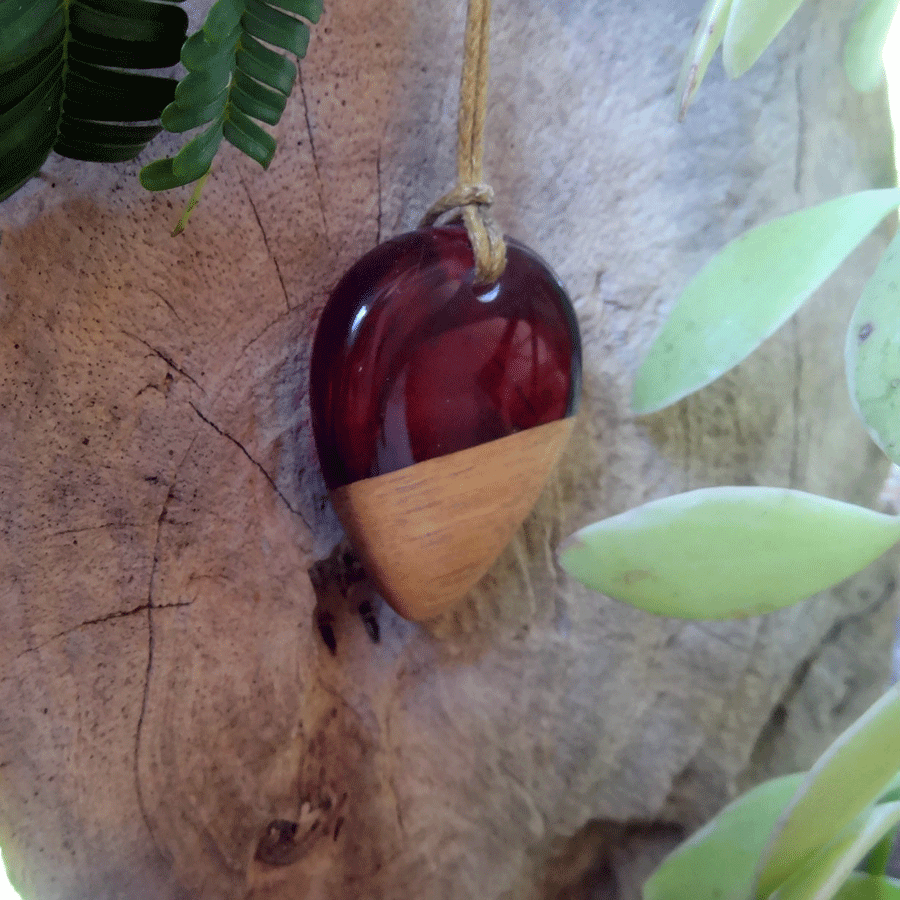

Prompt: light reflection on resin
[310,226,582,490]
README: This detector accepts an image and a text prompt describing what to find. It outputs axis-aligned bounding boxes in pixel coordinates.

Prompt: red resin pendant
[310,225,581,620]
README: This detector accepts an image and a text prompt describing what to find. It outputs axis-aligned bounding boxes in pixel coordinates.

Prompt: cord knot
[420,183,506,285]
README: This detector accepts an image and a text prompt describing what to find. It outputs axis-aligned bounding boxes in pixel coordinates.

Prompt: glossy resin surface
[310,226,582,490]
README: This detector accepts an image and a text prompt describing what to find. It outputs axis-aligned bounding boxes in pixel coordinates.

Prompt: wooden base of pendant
[330,417,575,621]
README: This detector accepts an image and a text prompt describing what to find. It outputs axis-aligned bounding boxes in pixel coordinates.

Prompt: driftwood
[0,1,896,898]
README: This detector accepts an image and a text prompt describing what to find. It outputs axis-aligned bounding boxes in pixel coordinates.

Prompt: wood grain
[331,418,576,620]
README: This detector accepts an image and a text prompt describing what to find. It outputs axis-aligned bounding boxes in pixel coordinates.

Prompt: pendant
[310,225,581,621]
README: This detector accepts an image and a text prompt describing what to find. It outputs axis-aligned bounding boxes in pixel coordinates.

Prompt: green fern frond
[0,0,189,202]
[140,0,322,192]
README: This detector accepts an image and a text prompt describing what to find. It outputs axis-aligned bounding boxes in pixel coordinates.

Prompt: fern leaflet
[140,0,322,191]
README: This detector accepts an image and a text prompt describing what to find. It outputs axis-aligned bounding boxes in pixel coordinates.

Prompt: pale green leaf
[756,685,900,899]
[844,0,900,92]
[768,803,900,900]
[632,189,900,414]
[723,0,807,77]
[834,873,900,900]
[846,229,900,465]
[676,0,734,120]
[558,487,900,619]
[644,774,805,900]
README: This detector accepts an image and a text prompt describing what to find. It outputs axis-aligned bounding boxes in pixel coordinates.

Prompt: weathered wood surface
[0,1,896,898]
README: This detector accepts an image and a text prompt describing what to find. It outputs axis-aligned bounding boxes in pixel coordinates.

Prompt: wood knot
[256,819,303,867]
[255,796,346,867]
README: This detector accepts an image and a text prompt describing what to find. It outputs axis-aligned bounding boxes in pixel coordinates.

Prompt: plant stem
[172,169,212,236]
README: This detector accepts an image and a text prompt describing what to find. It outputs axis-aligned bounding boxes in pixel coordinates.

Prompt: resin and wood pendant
[310,225,582,621]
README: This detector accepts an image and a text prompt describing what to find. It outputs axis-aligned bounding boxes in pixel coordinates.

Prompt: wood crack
[134,485,175,854]
[298,71,331,245]
[236,307,294,361]
[190,403,311,529]
[145,286,186,324]
[122,331,205,393]
[14,598,192,661]
[240,173,291,313]
[35,522,141,538]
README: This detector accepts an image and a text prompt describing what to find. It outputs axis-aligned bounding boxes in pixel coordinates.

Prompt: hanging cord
[420,0,507,285]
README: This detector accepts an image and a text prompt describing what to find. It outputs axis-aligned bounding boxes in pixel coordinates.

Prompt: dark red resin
[310,226,582,490]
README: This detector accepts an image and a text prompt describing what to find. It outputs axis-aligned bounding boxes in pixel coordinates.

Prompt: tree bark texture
[0,1,897,898]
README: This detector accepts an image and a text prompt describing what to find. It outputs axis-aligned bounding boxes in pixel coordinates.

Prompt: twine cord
[421,0,507,285]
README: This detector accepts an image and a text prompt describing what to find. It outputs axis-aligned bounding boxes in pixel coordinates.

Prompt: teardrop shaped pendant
[310,225,581,620]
